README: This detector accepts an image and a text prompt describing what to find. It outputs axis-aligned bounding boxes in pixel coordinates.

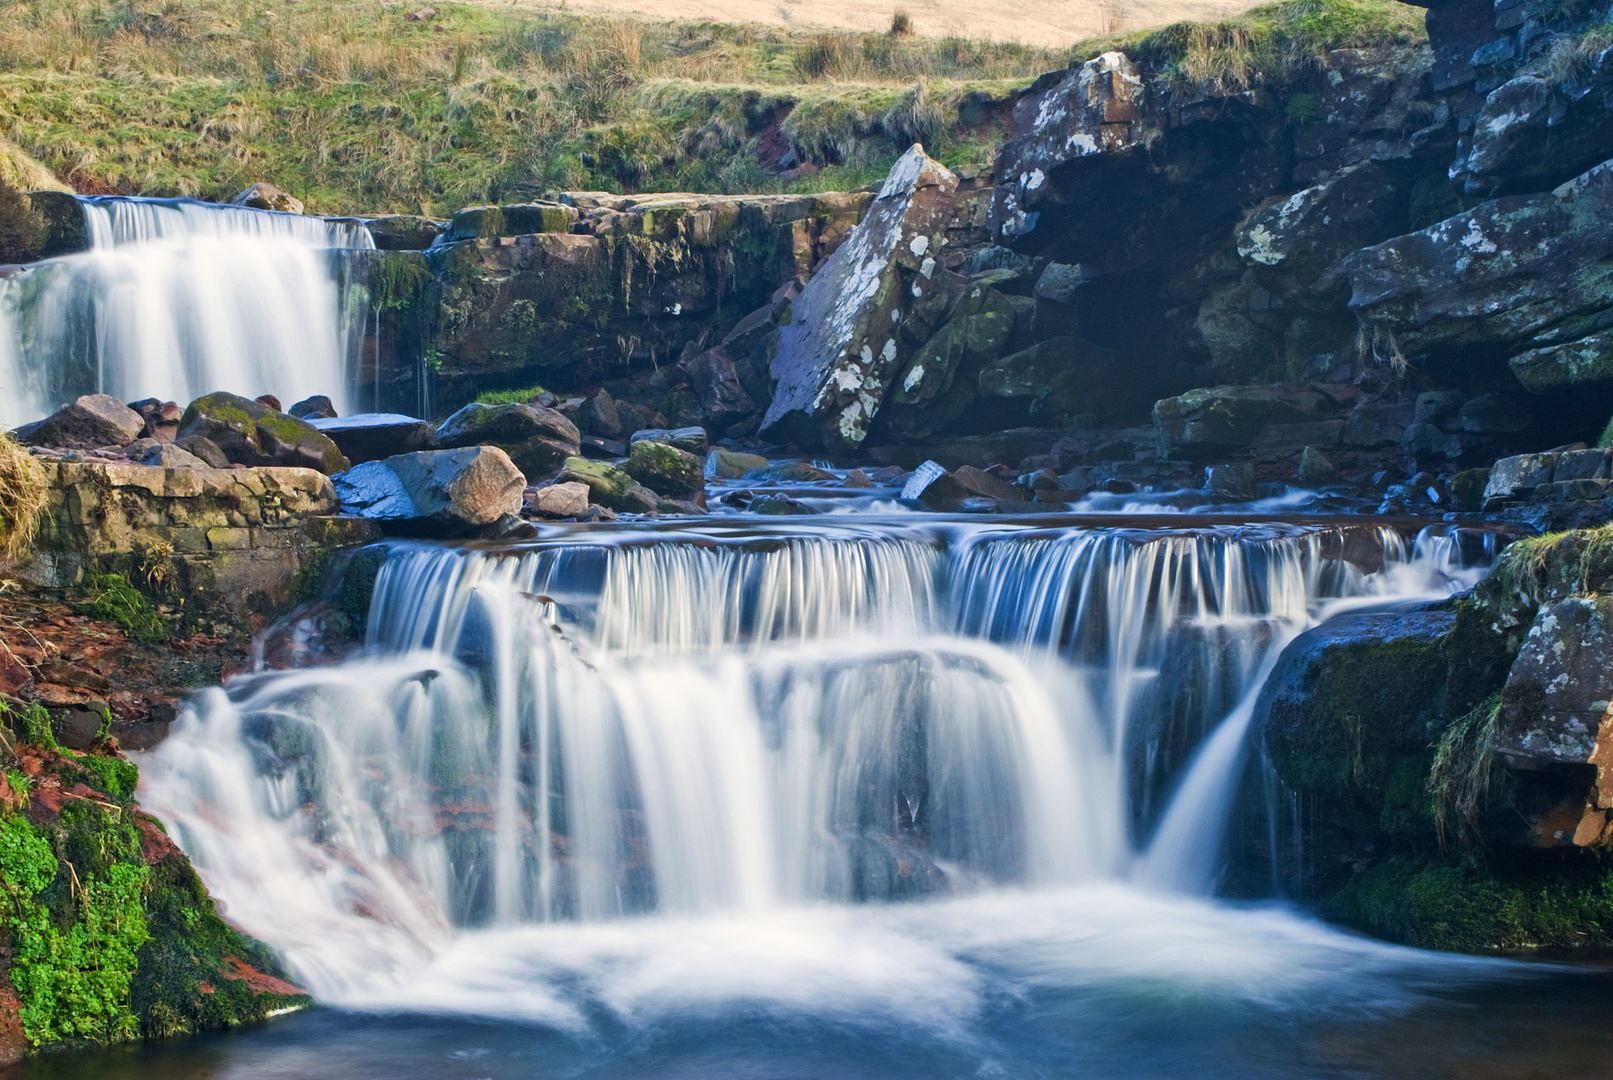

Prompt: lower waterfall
[0,196,372,423]
[135,520,1501,1021]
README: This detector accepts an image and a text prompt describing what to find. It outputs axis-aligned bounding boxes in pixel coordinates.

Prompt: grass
[475,384,548,405]
[1427,693,1501,849]
[0,429,49,562]
[0,0,1425,215]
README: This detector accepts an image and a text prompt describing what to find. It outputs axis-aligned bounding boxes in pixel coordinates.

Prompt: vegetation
[476,383,548,405]
[75,571,171,644]
[0,429,48,561]
[0,0,1429,216]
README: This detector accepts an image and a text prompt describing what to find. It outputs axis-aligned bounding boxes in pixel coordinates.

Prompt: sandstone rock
[361,215,442,251]
[333,446,525,534]
[683,347,758,426]
[625,439,704,497]
[231,182,303,215]
[1497,598,1613,816]
[178,392,350,474]
[842,468,875,488]
[586,390,623,438]
[950,465,1017,501]
[445,203,579,242]
[130,399,182,443]
[19,394,143,450]
[1508,331,1613,392]
[255,394,283,412]
[1345,158,1613,358]
[175,434,230,468]
[526,481,590,518]
[288,395,336,420]
[762,145,960,449]
[556,456,659,513]
[705,447,770,479]
[309,413,437,465]
[132,442,208,469]
[1483,452,1559,507]
[630,427,708,455]
[434,402,580,478]
[655,496,707,515]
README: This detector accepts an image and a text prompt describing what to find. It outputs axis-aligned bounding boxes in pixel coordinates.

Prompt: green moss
[77,755,139,804]
[75,571,170,645]
[1,699,56,750]
[476,384,548,405]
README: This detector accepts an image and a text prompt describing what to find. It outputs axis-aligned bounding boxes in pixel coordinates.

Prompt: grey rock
[1509,331,1613,392]
[289,395,336,419]
[1032,262,1095,304]
[19,394,144,450]
[435,401,580,479]
[333,446,526,534]
[705,447,770,479]
[232,181,303,214]
[684,347,758,425]
[586,390,623,438]
[630,427,708,455]
[1205,463,1257,501]
[175,434,230,468]
[1553,448,1610,482]
[133,442,208,469]
[1483,452,1560,507]
[308,413,436,465]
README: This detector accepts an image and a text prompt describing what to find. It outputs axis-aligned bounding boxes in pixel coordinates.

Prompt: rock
[885,283,1017,440]
[556,456,660,513]
[1205,463,1257,501]
[705,447,770,479]
[750,494,817,515]
[1553,448,1610,482]
[434,401,580,478]
[333,446,525,534]
[1483,452,1559,508]
[130,399,182,443]
[177,392,350,474]
[1345,158,1613,359]
[1457,393,1531,434]
[1235,160,1410,287]
[526,481,590,519]
[231,182,304,215]
[1297,446,1337,484]
[750,461,836,483]
[625,439,704,497]
[950,465,1017,501]
[576,504,618,522]
[307,413,437,466]
[976,336,1131,422]
[1459,76,1552,191]
[655,497,707,515]
[175,434,230,468]
[684,347,758,426]
[19,394,144,450]
[586,390,623,438]
[1153,385,1329,456]
[445,203,579,242]
[1508,331,1613,393]
[288,395,336,420]
[1497,598,1613,813]
[580,435,627,459]
[762,145,960,449]
[255,394,283,412]
[361,215,442,251]
[1449,467,1490,511]
[1032,262,1096,304]
[842,468,875,488]
[630,427,708,455]
[132,442,207,469]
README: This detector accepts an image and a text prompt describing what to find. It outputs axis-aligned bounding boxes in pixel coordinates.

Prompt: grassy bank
[0,0,1426,216]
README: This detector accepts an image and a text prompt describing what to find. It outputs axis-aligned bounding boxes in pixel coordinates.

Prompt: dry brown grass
[0,432,48,562]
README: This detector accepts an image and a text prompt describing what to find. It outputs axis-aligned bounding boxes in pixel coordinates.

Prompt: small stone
[705,447,771,479]
[1297,446,1336,484]
[842,469,874,488]
[134,442,208,469]
[289,395,336,420]
[527,481,590,518]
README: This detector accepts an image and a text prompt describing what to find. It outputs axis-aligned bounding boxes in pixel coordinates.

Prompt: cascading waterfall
[0,196,373,423]
[137,521,1492,1012]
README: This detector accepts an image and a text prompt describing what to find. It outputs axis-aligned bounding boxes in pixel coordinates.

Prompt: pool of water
[10,886,1611,1080]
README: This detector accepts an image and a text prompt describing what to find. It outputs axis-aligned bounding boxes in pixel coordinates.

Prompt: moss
[1325,854,1613,951]
[74,572,170,645]
[475,384,548,405]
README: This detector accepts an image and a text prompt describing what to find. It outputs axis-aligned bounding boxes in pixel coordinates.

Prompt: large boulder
[434,402,580,478]
[333,446,525,534]
[555,456,659,513]
[308,413,437,465]
[17,394,143,450]
[177,392,350,473]
[1508,331,1613,392]
[1345,157,1613,360]
[624,439,704,497]
[1152,384,1332,456]
[762,145,960,449]
[683,347,758,428]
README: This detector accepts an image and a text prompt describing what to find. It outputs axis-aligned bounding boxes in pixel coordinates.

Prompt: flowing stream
[0,197,372,423]
[53,517,1605,1080]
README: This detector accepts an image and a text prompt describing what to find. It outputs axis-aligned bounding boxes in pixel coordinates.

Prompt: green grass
[0,0,1427,215]
[475,384,548,405]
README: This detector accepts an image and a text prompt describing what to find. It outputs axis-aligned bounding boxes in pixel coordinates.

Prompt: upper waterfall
[0,196,373,424]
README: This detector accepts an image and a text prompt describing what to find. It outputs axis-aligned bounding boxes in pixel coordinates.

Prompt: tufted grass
[0,431,48,563]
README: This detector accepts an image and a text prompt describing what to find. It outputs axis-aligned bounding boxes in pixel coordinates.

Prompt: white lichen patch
[1460,220,1498,254]
[920,257,936,279]
[909,234,930,256]
[881,339,898,364]
[904,364,925,391]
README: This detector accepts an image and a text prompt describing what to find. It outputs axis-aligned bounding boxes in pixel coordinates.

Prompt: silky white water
[135,521,1496,1023]
[0,197,372,423]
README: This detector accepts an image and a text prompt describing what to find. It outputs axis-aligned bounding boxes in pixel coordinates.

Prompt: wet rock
[750,494,817,515]
[434,401,580,478]
[580,435,627,459]
[586,390,623,438]
[526,481,590,518]
[288,395,336,420]
[625,439,704,497]
[1508,331,1613,392]
[950,465,1017,501]
[750,461,836,483]
[884,283,1016,440]
[361,215,442,251]
[630,427,708,455]
[683,347,758,427]
[842,468,875,488]
[1483,452,1559,507]
[762,145,960,449]
[1345,158,1613,360]
[231,181,303,215]
[177,392,350,473]
[18,394,144,450]
[556,456,659,513]
[333,446,525,534]
[308,413,437,465]
[1205,463,1257,502]
[1297,446,1337,484]
[705,447,770,479]
[655,496,708,516]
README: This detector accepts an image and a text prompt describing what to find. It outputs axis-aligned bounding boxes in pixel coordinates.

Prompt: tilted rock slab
[762,144,959,450]
[1344,156,1613,360]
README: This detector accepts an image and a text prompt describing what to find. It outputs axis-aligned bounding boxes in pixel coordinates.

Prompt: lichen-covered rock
[1234,160,1410,287]
[17,394,143,450]
[883,283,1015,441]
[1153,384,1331,456]
[230,181,303,215]
[1345,157,1613,360]
[629,427,708,455]
[555,456,659,513]
[1508,331,1613,392]
[624,439,703,498]
[762,145,960,449]
[1482,452,1559,507]
[177,393,349,474]
[333,446,526,534]
[433,401,579,478]
[705,447,769,479]
[308,413,436,466]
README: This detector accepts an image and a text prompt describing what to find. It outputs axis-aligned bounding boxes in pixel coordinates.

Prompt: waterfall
[138,521,1490,1006]
[0,197,373,424]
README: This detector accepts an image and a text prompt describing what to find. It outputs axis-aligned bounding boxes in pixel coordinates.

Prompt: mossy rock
[625,438,704,497]
[177,392,349,474]
[556,456,658,512]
